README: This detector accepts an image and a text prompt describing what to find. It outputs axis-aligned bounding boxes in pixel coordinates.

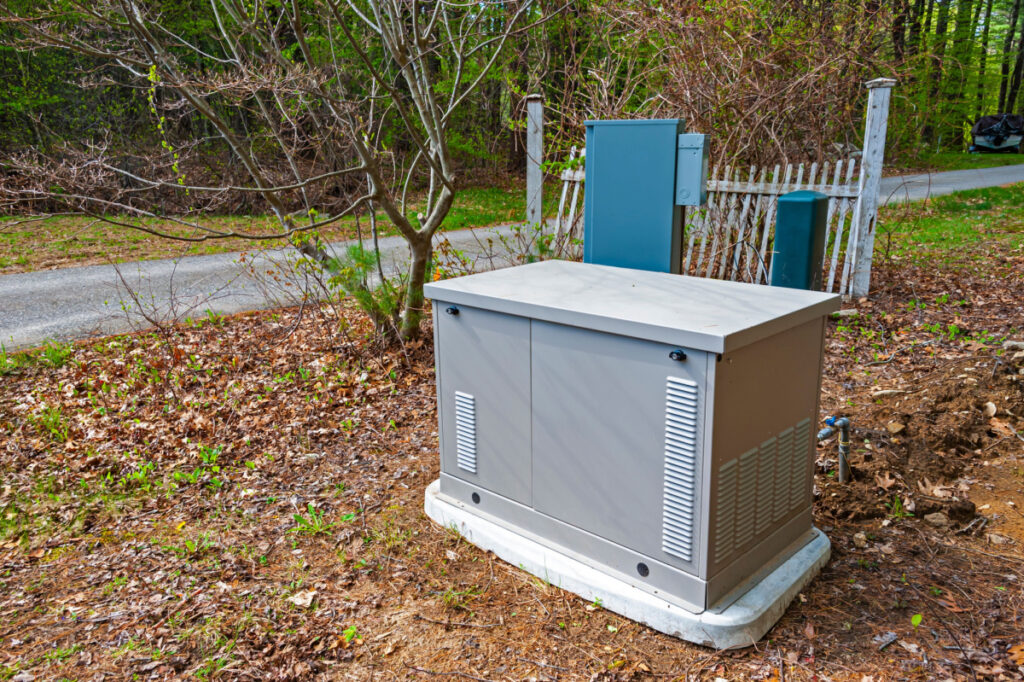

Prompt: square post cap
[865,78,897,89]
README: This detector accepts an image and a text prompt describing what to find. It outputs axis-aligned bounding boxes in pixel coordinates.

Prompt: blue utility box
[770,191,829,291]
[583,120,708,274]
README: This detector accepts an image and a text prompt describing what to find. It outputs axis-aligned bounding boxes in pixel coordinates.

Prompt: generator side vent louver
[714,417,813,564]
[662,377,699,562]
[454,391,478,474]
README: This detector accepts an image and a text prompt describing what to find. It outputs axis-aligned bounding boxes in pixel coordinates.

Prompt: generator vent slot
[454,391,478,474]
[734,448,758,548]
[662,377,699,562]
[790,418,812,508]
[772,427,795,522]
[754,436,777,535]
[714,459,738,561]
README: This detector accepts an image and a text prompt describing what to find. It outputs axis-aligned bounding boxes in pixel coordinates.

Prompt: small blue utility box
[583,120,708,274]
[770,190,829,291]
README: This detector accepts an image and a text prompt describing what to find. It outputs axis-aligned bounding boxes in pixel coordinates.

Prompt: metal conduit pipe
[817,416,851,483]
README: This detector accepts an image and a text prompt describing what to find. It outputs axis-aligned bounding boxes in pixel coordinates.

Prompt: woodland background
[2,0,1024,218]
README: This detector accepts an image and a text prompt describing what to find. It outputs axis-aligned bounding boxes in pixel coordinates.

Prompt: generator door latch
[669,349,687,362]
[445,306,460,316]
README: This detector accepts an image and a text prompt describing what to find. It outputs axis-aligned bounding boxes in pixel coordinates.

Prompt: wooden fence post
[850,78,897,298]
[526,94,544,228]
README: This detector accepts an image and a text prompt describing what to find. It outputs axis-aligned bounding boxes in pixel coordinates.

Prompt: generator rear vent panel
[424,260,839,622]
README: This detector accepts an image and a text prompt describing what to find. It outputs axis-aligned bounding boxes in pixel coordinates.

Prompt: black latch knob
[669,349,687,362]
[445,306,459,316]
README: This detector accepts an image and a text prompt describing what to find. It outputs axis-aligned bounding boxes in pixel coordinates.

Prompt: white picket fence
[534,79,897,296]
[552,155,862,294]
[685,160,862,292]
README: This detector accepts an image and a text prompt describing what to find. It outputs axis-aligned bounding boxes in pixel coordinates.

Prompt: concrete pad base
[424,479,830,649]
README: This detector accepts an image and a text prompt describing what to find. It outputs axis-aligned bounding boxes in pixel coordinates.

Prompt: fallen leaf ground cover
[2,187,1024,680]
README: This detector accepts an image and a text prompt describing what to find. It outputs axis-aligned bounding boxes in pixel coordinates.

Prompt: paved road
[879,163,1024,204]
[0,223,526,350]
[2,164,1023,350]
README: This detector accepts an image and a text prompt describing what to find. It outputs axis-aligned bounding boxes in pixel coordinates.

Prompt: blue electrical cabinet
[583,119,708,274]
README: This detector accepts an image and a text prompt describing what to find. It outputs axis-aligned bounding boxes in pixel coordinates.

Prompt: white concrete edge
[424,479,830,649]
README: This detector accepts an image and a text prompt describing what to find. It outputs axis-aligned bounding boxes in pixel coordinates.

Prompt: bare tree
[531,0,894,168]
[1,0,539,340]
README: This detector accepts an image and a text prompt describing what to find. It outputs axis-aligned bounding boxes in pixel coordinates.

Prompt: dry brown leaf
[285,589,317,608]
[875,471,897,490]
[917,477,954,498]
[936,598,966,613]
[990,417,1015,438]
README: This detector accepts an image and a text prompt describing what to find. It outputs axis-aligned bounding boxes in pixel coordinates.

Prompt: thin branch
[10,189,372,242]
[89,161,367,195]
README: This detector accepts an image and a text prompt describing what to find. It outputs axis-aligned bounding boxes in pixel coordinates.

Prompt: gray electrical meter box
[676,133,709,206]
[423,261,840,649]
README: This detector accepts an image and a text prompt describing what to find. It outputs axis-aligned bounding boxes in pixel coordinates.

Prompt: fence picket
[822,160,842,287]
[756,164,782,283]
[703,165,730,277]
[729,166,757,280]
[564,148,585,242]
[554,146,577,241]
[694,164,720,274]
[838,157,859,294]
[742,165,768,281]
[748,166,770,281]
[715,167,743,278]
[766,164,794,282]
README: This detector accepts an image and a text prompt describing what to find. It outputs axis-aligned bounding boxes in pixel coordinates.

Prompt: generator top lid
[424,260,840,354]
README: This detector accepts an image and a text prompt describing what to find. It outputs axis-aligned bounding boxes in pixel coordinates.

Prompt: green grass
[0,184,548,274]
[877,182,1024,265]
[1,339,75,375]
[905,150,1024,172]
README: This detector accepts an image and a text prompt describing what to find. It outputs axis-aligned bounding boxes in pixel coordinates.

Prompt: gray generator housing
[424,261,839,612]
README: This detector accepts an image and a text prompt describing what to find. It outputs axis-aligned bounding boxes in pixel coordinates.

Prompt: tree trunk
[401,231,433,340]
[909,0,925,55]
[893,0,910,61]
[401,179,453,340]
[948,0,979,146]
[923,0,951,144]
[999,0,1023,112]
[908,0,926,56]
[1008,20,1024,111]
[975,0,995,120]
